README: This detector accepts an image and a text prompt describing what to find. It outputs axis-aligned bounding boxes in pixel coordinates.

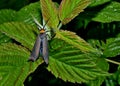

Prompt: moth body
[28,29,49,64]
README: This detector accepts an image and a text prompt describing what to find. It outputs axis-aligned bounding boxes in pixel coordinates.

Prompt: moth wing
[42,34,49,64]
[28,35,41,62]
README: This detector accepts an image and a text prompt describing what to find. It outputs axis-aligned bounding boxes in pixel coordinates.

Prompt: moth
[28,17,49,64]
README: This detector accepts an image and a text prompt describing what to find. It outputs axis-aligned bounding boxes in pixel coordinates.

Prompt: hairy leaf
[0,9,16,24]
[47,30,109,83]
[59,0,91,24]
[0,22,38,50]
[16,2,42,25]
[86,57,109,86]
[86,77,106,86]
[0,32,12,44]
[103,35,120,57]
[88,39,106,51]
[92,1,120,23]
[40,0,59,29]
[0,43,42,86]
[0,2,42,25]
[89,0,110,7]
[86,23,120,57]
[86,22,120,57]
[56,30,98,53]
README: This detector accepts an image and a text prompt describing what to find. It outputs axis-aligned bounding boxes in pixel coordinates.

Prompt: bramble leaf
[103,34,120,57]
[40,0,59,29]
[0,9,16,24]
[89,0,110,7]
[15,2,42,25]
[0,22,38,50]
[0,32,12,44]
[47,30,109,83]
[0,43,42,86]
[59,0,91,24]
[92,1,120,23]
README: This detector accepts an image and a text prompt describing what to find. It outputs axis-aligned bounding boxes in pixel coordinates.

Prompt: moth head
[40,29,45,33]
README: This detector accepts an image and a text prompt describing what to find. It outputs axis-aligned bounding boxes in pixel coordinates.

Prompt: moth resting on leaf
[28,18,50,64]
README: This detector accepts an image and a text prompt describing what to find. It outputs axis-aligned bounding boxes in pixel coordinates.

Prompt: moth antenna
[43,18,50,30]
[31,15,43,30]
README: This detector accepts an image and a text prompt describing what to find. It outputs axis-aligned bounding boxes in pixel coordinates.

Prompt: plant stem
[106,58,120,65]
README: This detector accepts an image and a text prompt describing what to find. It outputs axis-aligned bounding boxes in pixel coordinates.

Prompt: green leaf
[104,68,120,86]
[47,30,109,83]
[88,39,106,52]
[117,66,120,85]
[59,0,91,24]
[92,1,120,23]
[0,2,42,25]
[86,26,120,58]
[40,0,59,29]
[86,77,105,86]
[15,2,42,25]
[0,22,38,50]
[103,35,120,57]
[56,30,98,53]
[89,0,110,7]
[86,57,109,86]
[86,22,120,57]
[0,9,16,24]
[0,32,12,44]
[0,43,42,86]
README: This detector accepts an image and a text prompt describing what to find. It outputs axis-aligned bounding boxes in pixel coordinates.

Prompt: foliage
[0,0,120,86]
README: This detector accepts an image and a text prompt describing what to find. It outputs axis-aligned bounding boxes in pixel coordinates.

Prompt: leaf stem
[106,58,120,65]
[57,22,62,30]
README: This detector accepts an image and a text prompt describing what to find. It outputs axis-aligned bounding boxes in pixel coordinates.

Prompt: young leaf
[92,1,120,23]
[47,30,109,83]
[0,43,42,86]
[40,0,59,29]
[0,22,38,50]
[56,30,98,53]
[59,0,91,24]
